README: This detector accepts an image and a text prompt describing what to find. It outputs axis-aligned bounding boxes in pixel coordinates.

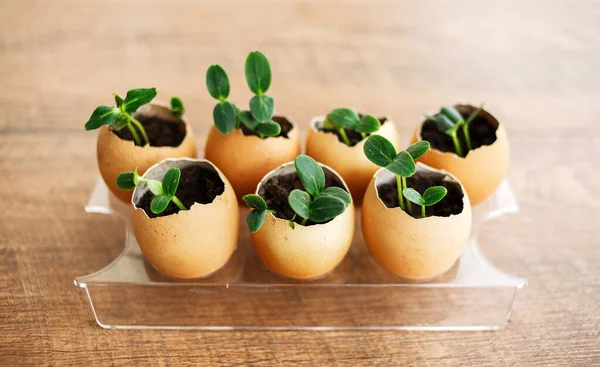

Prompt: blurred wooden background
[1,0,599,365]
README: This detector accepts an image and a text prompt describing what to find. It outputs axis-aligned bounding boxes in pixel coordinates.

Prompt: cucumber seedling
[424,103,485,157]
[84,88,158,147]
[323,108,381,145]
[116,167,187,215]
[363,135,447,217]
[243,155,352,233]
[170,97,185,121]
[402,187,448,218]
[206,51,281,139]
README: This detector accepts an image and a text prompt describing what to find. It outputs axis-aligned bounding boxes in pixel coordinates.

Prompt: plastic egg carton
[75,163,526,331]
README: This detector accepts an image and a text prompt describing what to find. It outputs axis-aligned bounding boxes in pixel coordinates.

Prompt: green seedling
[242,194,275,233]
[425,103,485,157]
[170,97,185,121]
[242,155,352,233]
[402,186,448,218]
[206,51,281,139]
[363,135,429,212]
[84,88,158,146]
[323,108,381,145]
[116,167,186,215]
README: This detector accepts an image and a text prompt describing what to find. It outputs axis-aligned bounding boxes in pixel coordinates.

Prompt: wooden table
[1,0,598,365]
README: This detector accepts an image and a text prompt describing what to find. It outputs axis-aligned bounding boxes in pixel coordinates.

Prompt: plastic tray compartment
[75,177,526,330]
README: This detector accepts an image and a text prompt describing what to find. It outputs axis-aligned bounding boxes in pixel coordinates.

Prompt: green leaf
[170,97,184,119]
[309,196,347,222]
[247,209,267,233]
[122,88,157,114]
[405,141,430,160]
[386,151,416,177]
[288,189,312,219]
[84,105,122,130]
[249,95,274,123]
[243,194,267,209]
[245,51,271,95]
[363,135,397,167]
[322,116,336,130]
[441,105,463,124]
[465,102,485,126]
[256,121,281,137]
[355,115,381,133]
[423,186,448,206]
[147,180,164,196]
[213,101,237,134]
[114,93,124,107]
[327,108,359,129]
[317,186,351,206]
[402,188,424,206]
[435,114,459,135]
[162,168,181,197]
[238,110,258,130]
[206,65,230,101]
[150,195,171,214]
[115,172,136,190]
[294,155,325,197]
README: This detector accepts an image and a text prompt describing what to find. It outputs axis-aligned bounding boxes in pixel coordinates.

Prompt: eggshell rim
[415,103,504,161]
[131,157,231,220]
[255,160,354,228]
[372,162,471,221]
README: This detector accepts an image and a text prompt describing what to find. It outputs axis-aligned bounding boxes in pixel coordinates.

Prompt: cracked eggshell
[362,164,472,281]
[97,102,197,203]
[204,115,301,202]
[410,104,509,206]
[131,158,238,279]
[250,162,355,280]
[305,114,401,204]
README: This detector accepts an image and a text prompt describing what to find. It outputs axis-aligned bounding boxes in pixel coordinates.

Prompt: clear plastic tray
[75,173,526,331]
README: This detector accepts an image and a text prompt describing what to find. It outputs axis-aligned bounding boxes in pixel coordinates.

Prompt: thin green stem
[360,132,366,139]
[450,133,464,157]
[338,128,351,145]
[396,175,405,210]
[129,116,150,146]
[402,176,412,214]
[301,217,308,225]
[171,196,187,211]
[421,205,426,218]
[461,123,473,151]
[126,123,142,146]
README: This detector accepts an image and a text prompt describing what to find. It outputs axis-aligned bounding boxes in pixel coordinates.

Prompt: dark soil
[113,114,186,147]
[137,165,225,218]
[318,115,388,147]
[420,105,497,155]
[240,116,294,139]
[258,172,347,226]
[378,170,464,218]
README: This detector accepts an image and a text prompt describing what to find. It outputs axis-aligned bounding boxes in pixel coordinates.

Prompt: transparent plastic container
[75,174,526,331]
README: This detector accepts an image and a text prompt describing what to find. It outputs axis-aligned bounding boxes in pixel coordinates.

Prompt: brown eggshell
[250,162,355,280]
[362,164,472,281]
[410,105,509,206]
[97,102,197,203]
[204,116,301,201]
[305,114,401,204]
[131,158,239,279]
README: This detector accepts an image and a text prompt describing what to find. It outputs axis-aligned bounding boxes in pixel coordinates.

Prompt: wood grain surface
[1,0,599,365]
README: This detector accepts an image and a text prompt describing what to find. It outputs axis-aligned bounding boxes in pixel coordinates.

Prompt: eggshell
[131,158,239,279]
[97,102,197,203]
[204,116,301,201]
[305,114,401,204]
[250,162,355,280]
[410,105,509,206]
[362,164,472,281]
